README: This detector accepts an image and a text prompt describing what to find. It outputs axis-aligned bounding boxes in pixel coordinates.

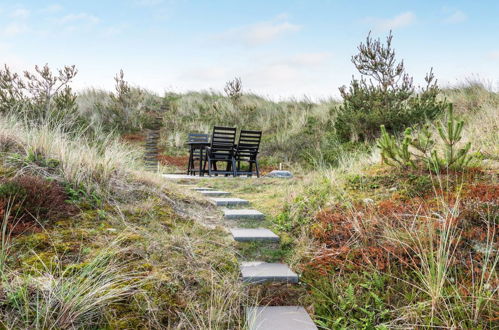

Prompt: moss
[15,232,51,250]
[21,251,58,272]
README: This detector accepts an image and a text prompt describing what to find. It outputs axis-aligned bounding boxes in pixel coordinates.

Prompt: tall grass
[77,89,339,162]
[182,269,249,329]
[383,189,497,327]
[0,199,14,278]
[0,114,142,193]
[0,235,147,329]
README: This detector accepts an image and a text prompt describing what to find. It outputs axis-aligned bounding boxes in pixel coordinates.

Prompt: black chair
[234,130,262,177]
[187,133,209,175]
[204,126,237,176]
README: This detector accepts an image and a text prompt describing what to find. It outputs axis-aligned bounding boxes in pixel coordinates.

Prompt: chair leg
[255,159,260,178]
[208,159,212,177]
[225,161,231,177]
[232,158,237,177]
[187,152,193,175]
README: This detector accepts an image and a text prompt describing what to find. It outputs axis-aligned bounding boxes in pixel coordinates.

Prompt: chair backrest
[188,133,209,143]
[210,126,237,150]
[236,130,262,158]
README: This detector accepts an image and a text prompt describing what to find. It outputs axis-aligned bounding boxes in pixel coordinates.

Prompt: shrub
[0,64,81,129]
[0,175,76,225]
[336,31,448,142]
[377,105,475,172]
[224,77,243,105]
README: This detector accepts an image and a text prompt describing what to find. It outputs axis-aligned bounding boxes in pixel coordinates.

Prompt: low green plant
[377,105,474,172]
[309,271,391,329]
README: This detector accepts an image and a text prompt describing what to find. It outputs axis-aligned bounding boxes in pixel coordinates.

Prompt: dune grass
[0,80,497,328]
[0,114,142,195]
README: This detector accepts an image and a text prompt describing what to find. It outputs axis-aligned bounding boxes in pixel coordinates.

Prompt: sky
[1,0,498,100]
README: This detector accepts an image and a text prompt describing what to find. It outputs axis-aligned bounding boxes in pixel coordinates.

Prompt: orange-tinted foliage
[0,175,77,234]
[307,179,498,277]
[466,183,499,203]
[121,133,145,142]
[157,155,189,168]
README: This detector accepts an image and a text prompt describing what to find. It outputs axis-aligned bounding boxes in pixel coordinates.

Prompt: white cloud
[10,8,30,19]
[2,22,29,37]
[102,25,127,37]
[367,12,416,31]
[216,15,302,46]
[41,4,63,13]
[244,22,301,45]
[180,66,229,81]
[487,51,499,60]
[443,10,467,24]
[58,13,100,25]
[285,52,332,67]
[175,50,336,99]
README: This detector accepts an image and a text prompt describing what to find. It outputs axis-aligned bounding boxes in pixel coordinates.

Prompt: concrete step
[246,306,317,330]
[163,174,207,180]
[210,198,249,206]
[199,190,231,197]
[241,262,298,283]
[230,228,279,242]
[224,209,265,220]
[191,187,214,191]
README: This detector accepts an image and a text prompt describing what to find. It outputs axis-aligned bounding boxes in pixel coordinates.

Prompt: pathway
[183,183,317,329]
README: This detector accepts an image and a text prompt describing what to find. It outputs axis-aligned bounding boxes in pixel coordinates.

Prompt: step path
[223,208,265,220]
[210,197,249,207]
[191,187,214,191]
[199,190,231,197]
[246,306,317,330]
[190,184,316,329]
[230,228,279,242]
[241,262,299,283]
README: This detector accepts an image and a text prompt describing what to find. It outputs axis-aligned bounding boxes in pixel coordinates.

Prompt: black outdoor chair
[187,133,209,175]
[204,126,237,176]
[234,130,262,177]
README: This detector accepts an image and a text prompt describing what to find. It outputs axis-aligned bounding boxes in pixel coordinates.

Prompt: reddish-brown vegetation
[0,175,77,234]
[157,155,189,168]
[307,176,499,280]
[121,133,146,142]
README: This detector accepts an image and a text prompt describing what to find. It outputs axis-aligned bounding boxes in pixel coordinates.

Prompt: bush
[0,64,82,130]
[335,31,448,142]
[0,175,76,224]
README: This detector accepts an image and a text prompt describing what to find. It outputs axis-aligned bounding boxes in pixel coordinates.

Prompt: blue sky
[1,0,498,99]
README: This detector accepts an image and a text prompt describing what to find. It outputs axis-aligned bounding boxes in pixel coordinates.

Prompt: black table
[186,141,210,176]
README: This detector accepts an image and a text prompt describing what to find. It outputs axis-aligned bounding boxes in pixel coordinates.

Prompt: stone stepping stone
[210,198,249,206]
[246,306,317,330]
[191,187,214,191]
[163,174,207,180]
[224,209,264,220]
[199,190,231,197]
[230,228,279,242]
[241,262,298,283]
[266,170,294,178]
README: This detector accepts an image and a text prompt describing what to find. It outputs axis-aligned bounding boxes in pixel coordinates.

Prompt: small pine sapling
[377,125,414,168]
[428,104,473,171]
[377,105,474,172]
